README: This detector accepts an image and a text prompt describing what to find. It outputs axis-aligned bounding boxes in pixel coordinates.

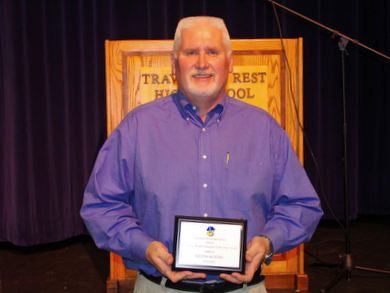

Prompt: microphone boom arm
[269,0,390,61]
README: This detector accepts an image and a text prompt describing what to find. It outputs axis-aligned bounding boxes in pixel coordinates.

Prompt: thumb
[162,251,174,266]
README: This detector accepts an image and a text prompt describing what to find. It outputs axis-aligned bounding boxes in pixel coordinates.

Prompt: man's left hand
[219,236,269,284]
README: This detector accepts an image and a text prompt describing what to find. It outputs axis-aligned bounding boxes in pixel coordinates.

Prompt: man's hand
[220,236,269,284]
[145,241,206,283]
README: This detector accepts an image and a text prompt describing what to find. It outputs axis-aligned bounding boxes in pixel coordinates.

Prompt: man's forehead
[181,26,223,45]
[182,24,221,35]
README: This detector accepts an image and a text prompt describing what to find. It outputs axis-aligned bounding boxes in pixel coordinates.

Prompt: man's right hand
[145,241,206,283]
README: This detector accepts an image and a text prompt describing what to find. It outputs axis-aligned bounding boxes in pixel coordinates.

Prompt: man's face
[172,24,233,106]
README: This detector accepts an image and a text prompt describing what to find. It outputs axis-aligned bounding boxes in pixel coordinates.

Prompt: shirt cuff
[127,229,155,264]
[259,226,285,255]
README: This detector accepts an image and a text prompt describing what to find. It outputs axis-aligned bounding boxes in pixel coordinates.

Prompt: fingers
[220,256,260,284]
[145,241,173,276]
[219,263,257,284]
[220,236,267,284]
[220,264,259,283]
[246,236,268,262]
[145,241,206,283]
[220,272,244,284]
[167,271,207,283]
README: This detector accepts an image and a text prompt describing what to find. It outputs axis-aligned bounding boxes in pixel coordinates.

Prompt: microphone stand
[269,0,390,61]
[268,1,390,292]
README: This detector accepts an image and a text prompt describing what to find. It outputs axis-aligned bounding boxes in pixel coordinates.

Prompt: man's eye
[208,51,217,55]
[187,51,197,55]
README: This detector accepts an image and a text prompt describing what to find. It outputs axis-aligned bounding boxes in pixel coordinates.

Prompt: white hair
[172,16,232,58]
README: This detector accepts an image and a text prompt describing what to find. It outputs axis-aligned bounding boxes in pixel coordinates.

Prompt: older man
[81,16,323,293]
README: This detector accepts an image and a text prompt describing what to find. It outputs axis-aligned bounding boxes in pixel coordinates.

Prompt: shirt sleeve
[260,123,323,254]
[80,116,154,266]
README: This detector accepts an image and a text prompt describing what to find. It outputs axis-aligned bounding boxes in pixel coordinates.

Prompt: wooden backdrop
[105,38,306,292]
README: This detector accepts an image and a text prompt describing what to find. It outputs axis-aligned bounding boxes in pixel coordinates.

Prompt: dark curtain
[1,0,389,246]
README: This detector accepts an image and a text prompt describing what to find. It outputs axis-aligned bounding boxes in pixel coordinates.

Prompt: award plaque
[172,216,247,274]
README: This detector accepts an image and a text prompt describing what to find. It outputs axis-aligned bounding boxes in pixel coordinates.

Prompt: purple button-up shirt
[80,91,323,277]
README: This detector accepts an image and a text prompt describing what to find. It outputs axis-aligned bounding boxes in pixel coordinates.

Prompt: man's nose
[196,52,209,69]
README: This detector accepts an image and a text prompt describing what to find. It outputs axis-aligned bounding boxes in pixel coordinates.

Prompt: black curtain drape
[1,0,389,246]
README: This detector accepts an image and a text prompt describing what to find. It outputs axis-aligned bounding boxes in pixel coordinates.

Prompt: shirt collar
[172,90,226,124]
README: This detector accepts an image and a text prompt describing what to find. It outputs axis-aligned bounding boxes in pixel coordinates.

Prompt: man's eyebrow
[206,46,220,51]
[183,47,198,51]
[182,46,221,51]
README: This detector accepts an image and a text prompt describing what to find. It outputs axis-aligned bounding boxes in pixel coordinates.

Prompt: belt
[139,269,265,293]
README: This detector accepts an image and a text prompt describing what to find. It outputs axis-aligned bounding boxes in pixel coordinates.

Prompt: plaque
[172,216,247,274]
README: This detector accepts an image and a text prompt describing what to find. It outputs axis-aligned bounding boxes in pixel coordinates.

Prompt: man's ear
[171,53,176,75]
[228,55,233,73]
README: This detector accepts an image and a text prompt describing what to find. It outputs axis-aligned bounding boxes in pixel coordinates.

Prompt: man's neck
[186,95,224,122]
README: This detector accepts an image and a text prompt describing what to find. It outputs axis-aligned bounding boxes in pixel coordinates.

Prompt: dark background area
[1,0,389,247]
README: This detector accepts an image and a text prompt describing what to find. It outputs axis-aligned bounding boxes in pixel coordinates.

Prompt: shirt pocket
[222,159,263,211]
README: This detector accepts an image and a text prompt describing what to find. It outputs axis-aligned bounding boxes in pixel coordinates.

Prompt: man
[81,16,323,293]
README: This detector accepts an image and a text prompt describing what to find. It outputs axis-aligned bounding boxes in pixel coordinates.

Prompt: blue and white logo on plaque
[206,226,215,236]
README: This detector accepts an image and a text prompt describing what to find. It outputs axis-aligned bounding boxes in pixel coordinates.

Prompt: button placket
[199,126,211,217]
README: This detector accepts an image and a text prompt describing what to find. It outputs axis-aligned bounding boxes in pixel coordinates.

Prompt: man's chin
[187,88,217,98]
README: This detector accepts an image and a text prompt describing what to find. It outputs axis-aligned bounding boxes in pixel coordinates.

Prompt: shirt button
[202,155,207,159]
[202,128,206,132]
[203,213,208,217]
[192,105,197,111]
[203,183,208,188]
